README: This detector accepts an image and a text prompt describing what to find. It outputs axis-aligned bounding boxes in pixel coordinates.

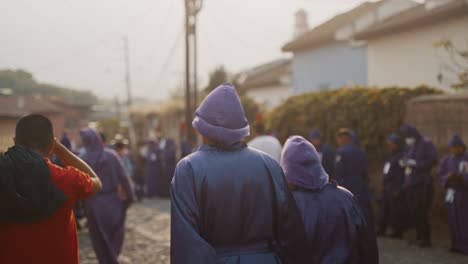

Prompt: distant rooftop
[239,58,291,90]
[282,1,382,52]
[354,0,468,40]
[0,95,62,118]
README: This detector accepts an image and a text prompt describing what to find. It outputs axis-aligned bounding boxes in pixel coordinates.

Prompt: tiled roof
[354,0,468,40]
[282,1,382,52]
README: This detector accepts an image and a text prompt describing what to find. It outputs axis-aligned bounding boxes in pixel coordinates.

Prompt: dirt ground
[79,198,468,264]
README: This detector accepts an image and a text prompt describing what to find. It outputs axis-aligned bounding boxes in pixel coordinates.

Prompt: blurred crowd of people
[1,82,467,264]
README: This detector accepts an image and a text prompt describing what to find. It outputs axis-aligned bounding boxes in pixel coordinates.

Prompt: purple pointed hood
[400,124,421,139]
[192,83,250,146]
[449,134,465,147]
[80,127,104,167]
[281,136,329,190]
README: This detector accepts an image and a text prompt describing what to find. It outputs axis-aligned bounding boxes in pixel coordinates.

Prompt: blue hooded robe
[335,139,378,261]
[282,136,378,264]
[80,128,134,264]
[438,135,468,254]
[146,140,163,198]
[378,134,406,236]
[308,129,335,178]
[171,83,309,264]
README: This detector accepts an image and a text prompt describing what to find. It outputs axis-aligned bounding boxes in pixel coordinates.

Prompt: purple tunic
[146,141,163,198]
[402,137,438,189]
[158,137,176,197]
[438,153,468,254]
[282,136,378,263]
[80,128,134,264]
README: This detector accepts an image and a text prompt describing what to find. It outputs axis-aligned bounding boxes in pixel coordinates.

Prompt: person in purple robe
[171,83,309,264]
[308,128,335,178]
[80,127,134,264]
[157,136,176,197]
[378,133,406,238]
[400,124,437,247]
[281,136,378,263]
[145,139,163,198]
[438,134,468,254]
[334,128,378,261]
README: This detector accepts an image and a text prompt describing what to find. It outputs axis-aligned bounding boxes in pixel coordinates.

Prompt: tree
[203,65,229,93]
[434,40,468,90]
[0,69,97,105]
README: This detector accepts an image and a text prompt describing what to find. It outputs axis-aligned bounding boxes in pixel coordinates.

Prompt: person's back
[178,144,278,246]
[248,121,282,162]
[248,135,282,162]
[0,115,101,264]
[80,127,134,264]
[171,83,308,264]
[281,136,378,264]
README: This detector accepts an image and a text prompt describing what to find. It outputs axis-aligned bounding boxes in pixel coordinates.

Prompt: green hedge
[266,86,440,158]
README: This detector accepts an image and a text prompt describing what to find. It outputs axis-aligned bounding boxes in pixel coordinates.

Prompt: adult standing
[171,83,309,264]
[378,133,406,238]
[400,124,437,247]
[145,139,163,198]
[80,128,134,264]
[335,128,378,261]
[438,134,468,254]
[158,136,176,197]
[247,121,283,163]
[308,128,335,178]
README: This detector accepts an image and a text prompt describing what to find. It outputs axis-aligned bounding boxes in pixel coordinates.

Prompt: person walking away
[145,138,163,198]
[400,124,437,247]
[378,133,406,238]
[438,134,468,254]
[247,121,283,163]
[281,136,378,263]
[335,128,378,261]
[158,135,176,197]
[308,128,335,178]
[171,83,309,264]
[80,127,134,264]
[0,114,102,264]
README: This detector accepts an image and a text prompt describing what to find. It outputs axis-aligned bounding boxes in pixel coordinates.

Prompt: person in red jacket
[0,114,102,264]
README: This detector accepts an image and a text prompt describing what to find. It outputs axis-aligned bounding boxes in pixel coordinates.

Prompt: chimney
[294,9,309,38]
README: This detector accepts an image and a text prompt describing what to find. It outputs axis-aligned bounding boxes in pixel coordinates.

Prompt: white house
[353,0,468,90]
[282,0,418,94]
[238,58,292,110]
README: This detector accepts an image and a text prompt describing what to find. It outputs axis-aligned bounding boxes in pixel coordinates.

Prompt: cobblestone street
[79,198,468,264]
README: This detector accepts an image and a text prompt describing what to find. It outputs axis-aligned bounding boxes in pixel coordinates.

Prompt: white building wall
[246,85,292,110]
[367,15,468,90]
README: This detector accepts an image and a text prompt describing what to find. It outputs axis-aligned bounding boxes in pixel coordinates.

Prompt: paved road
[79,198,467,264]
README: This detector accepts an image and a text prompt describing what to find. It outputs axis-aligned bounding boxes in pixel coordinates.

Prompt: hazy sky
[0,0,376,100]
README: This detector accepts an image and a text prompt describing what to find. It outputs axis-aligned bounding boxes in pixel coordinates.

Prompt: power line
[154,26,185,90]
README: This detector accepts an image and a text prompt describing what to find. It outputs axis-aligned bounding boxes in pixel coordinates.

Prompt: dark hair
[254,121,266,134]
[114,141,126,150]
[15,114,54,151]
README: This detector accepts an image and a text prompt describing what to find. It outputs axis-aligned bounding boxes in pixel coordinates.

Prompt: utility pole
[123,36,132,106]
[122,36,137,154]
[184,0,203,146]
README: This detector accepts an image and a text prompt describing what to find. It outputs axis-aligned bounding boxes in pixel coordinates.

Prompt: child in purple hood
[281,136,378,264]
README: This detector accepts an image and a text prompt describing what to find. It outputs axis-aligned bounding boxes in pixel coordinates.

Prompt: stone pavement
[79,198,468,264]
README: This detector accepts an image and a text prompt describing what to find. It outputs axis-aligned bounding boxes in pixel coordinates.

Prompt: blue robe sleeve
[259,155,311,263]
[170,160,217,264]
